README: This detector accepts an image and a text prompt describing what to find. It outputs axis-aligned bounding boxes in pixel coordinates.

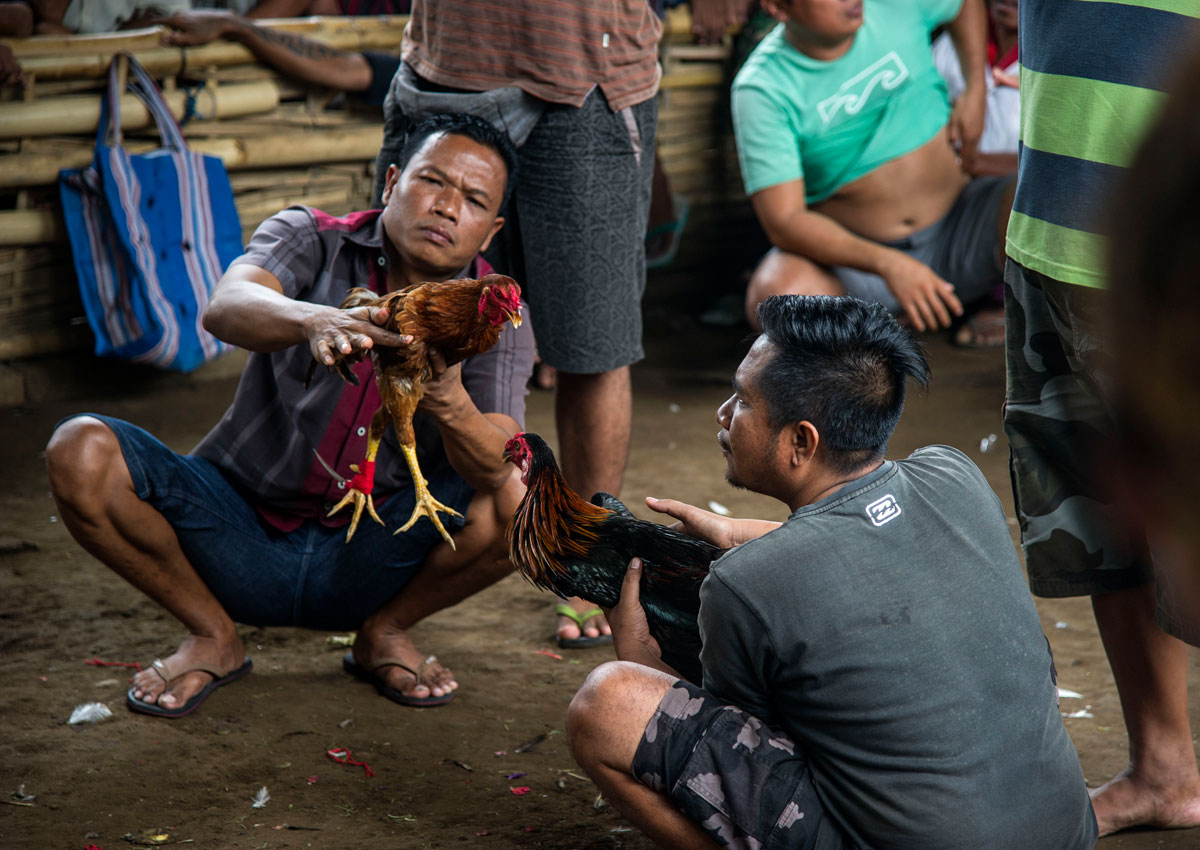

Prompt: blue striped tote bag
[59,52,242,372]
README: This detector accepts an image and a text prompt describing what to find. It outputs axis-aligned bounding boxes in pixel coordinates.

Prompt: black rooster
[502,432,725,682]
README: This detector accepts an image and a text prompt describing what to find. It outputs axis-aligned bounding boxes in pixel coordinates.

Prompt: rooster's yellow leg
[328,418,387,542]
[395,443,462,550]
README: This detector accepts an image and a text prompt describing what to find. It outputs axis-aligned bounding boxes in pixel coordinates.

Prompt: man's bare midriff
[813,129,967,244]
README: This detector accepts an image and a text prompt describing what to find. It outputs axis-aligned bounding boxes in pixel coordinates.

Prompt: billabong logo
[866,494,901,527]
[817,52,909,125]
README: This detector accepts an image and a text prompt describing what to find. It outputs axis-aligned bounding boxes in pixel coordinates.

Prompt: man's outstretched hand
[305,304,411,368]
[646,496,780,548]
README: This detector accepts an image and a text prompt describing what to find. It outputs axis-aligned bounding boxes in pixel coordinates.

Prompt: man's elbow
[202,288,234,338]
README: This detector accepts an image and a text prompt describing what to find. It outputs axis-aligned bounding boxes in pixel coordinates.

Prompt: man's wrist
[229,17,258,42]
[868,245,905,279]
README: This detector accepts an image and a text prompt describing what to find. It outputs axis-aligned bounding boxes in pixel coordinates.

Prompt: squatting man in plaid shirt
[45,113,536,717]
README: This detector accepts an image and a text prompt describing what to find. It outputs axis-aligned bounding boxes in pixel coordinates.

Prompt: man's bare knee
[745,250,843,328]
[45,416,123,504]
[568,661,674,767]
[568,661,632,760]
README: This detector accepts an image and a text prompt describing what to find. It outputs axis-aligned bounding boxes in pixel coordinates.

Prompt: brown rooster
[319,274,522,547]
[503,432,725,682]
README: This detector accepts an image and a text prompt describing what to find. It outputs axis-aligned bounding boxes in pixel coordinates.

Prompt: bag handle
[98,52,189,152]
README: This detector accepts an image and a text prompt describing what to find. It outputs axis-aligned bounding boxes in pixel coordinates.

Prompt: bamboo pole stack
[0,16,401,361]
[0,10,747,365]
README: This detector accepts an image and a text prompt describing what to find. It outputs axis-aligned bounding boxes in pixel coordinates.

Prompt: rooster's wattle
[503,432,724,682]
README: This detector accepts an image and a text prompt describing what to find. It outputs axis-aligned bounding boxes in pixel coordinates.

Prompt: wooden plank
[0,79,280,139]
[0,209,61,246]
[0,325,90,360]
[660,65,726,90]
[0,124,383,188]
[6,16,407,80]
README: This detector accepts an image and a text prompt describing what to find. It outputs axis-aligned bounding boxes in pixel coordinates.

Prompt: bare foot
[556,596,612,643]
[352,624,457,699]
[1090,767,1200,837]
[129,632,245,711]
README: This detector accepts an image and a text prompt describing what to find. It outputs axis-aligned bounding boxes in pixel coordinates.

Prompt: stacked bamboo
[0,10,746,364]
[0,16,401,360]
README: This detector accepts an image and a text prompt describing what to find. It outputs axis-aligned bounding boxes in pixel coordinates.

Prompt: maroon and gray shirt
[192,206,535,532]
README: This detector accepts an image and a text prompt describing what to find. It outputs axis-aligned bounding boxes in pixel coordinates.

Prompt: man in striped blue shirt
[1004,0,1200,837]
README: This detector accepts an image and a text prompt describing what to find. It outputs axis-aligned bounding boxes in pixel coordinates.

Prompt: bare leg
[569,662,720,850]
[744,248,844,331]
[645,154,678,257]
[351,473,522,699]
[1089,583,1200,836]
[551,366,632,641]
[45,417,245,710]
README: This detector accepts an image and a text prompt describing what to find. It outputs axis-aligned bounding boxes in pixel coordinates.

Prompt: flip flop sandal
[554,603,614,649]
[952,312,1007,349]
[126,656,253,719]
[342,651,454,707]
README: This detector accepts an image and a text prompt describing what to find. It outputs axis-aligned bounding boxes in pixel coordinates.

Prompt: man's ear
[760,0,790,24]
[787,420,820,467]
[381,163,401,205]
[477,215,505,254]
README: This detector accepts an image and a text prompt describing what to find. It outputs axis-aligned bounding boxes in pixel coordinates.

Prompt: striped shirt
[401,0,662,111]
[192,207,536,531]
[1005,0,1198,288]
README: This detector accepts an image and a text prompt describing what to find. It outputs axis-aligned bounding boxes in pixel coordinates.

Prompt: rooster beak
[505,309,522,329]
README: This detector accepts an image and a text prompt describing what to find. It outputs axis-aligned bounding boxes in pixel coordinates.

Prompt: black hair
[397,112,519,209]
[754,295,931,474]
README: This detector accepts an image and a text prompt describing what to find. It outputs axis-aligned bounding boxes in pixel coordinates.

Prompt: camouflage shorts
[1003,261,1151,597]
[630,680,855,850]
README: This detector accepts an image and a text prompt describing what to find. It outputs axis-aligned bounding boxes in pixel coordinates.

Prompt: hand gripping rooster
[315,274,522,548]
[503,432,725,682]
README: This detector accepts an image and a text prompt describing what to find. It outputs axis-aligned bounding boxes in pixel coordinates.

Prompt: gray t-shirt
[698,446,1097,850]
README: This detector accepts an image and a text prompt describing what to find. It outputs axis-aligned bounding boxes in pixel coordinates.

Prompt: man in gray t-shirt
[567,295,1096,850]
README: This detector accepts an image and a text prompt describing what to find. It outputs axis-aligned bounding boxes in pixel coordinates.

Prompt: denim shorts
[631,680,856,850]
[76,414,473,630]
[834,174,1012,312]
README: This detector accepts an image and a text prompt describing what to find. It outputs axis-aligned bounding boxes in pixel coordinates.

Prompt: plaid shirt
[192,206,535,531]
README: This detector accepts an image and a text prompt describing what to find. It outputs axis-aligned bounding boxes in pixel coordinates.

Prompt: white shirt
[931,32,1020,155]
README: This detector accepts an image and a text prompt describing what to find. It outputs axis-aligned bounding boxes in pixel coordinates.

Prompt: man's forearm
[204,276,332,352]
[225,18,372,92]
[429,398,518,493]
[945,0,987,90]
[762,205,905,278]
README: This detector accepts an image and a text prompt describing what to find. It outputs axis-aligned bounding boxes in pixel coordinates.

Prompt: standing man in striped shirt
[1003,0,1200,837]
[377,1,662,646]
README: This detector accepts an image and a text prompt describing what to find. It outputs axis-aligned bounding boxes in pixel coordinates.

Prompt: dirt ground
[2,303,1198,849]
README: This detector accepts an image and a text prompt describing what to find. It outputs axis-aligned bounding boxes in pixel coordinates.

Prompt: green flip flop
[555,603,614,649]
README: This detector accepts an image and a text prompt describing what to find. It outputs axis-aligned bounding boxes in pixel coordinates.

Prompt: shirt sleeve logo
[865,494,902,527]
[818,51,910,126]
